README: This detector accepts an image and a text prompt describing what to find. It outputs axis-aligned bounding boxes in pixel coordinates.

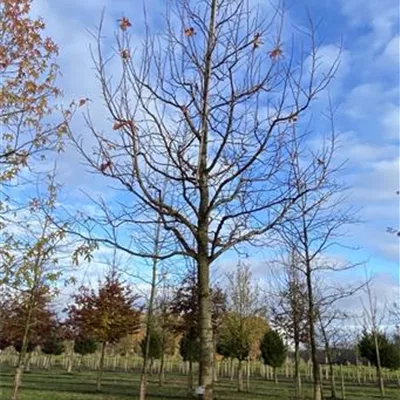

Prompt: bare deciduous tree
[276,116,358,400]
[66,1,338,398]
[269,249,309,400]
[361,269,386,399]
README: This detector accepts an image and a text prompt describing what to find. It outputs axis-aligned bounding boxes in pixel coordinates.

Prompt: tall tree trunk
[237,359,243,392]
[197,254,213,400]
[196,0,217,398]
[96,341,106,391]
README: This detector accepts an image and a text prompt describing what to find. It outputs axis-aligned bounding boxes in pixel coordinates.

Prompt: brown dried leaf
[184,27,195,37]
[119,17,132,31]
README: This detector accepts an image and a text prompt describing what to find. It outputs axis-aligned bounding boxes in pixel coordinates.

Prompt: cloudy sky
[27,0,399,308]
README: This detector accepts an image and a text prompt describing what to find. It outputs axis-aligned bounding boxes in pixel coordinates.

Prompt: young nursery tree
[66,271,141,390]
[74,336,98,370]
[0,174,69,400]
[140,328,163,369]
[270,249,309,398]
[259,330,287,384]
[358,331,400,370]
[42,326,65,368]
[218,264,264,392]
[180,327,200,394]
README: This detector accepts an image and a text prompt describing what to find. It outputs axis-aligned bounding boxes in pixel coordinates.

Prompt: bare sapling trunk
[237,359,244,392]
[67,344,74,373]
[325,344,337,399]
[318,315,337,399]
[11,297,34,400]
[373,330,385,399]
[159,351,165,386]
[363,269,385,399]
[25,352,32,372]
[274,367,278,384]
[79,354,84,371]
[294,341,302,399]
[96,341,106,391]
[306,258,322,400]
[139,219,162,400]
[246,360,250,392]
[188,359,194,395]
[212,338,218,382]
[340,364,345,400]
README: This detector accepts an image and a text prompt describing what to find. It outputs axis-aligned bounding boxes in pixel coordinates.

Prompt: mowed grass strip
[0,367,399,399]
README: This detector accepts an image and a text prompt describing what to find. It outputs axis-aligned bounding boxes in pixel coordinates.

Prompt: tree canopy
[260,330,287,369]
[66,271,141,345]
[358,331,400,370]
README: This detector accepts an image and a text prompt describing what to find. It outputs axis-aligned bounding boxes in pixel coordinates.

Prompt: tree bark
[197,254,213,400]
[196,0,217,398]
[96,341,106,391]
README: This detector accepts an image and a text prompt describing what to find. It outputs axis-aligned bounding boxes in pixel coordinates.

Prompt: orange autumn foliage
[0,0,67,181]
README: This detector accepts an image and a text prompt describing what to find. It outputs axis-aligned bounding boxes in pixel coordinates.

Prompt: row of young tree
[0,1,398,400]
[1,263,399,399]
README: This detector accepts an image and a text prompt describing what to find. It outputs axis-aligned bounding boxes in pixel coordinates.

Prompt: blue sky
[27,0,399,308]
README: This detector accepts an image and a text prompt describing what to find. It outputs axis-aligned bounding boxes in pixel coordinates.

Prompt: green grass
[0,367,399,400]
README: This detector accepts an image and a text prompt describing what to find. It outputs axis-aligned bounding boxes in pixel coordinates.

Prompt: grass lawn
[0,367,399,399]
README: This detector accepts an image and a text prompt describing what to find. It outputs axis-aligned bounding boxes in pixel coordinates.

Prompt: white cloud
[338,131,398,163]
[382,106,400,140]
[340,0,399,51]
[383,35,400,64]
[343,83,399,141]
